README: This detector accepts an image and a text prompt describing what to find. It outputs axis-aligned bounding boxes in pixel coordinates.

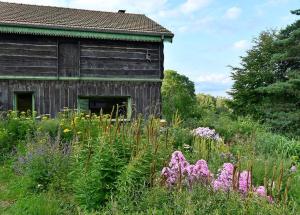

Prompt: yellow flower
[63,128,71,133]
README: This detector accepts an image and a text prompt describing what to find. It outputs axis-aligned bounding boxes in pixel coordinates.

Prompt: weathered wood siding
[0,35,57,76]
[80,40,160,78]
[0,80,162,117]
[0,33,164,117]
[0,34,163,79]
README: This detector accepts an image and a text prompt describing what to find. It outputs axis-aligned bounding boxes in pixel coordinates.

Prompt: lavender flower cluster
[191,127,221,141]
[162,151,274,202]
[161,151,213,188]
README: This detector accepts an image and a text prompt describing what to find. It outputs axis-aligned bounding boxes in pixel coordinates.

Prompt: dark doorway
[15,92,33,113]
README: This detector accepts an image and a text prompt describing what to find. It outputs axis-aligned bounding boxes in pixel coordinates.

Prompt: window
[78,96,131,119]
[14,92,34,113]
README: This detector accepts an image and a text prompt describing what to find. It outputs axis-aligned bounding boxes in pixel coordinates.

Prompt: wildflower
[191,127,221,141]
[254,186,266,197]
[160,119,167,127]
[42,116,48,120]
[290,165,297,173]
[213,163,234,192]
[63,128,71,133]
[238,171,251,194]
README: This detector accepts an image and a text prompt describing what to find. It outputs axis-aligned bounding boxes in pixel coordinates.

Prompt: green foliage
[254,131,300,158]
[6,193,66,215]
[0,111,299,214]
[104,185,293,214]
[15,134,71,192]
[0,128,13,162]
[229,11,300,136]
[162,70,197,121]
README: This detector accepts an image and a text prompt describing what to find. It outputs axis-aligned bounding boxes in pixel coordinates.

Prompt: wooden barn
[0,1,174,118]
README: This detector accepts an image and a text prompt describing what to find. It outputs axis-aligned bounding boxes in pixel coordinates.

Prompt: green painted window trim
[127,97,132,119]
[0,75,162,82]
[0,25,173,43]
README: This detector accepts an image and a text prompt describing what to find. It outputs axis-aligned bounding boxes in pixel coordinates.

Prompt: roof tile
[0,1,174,37]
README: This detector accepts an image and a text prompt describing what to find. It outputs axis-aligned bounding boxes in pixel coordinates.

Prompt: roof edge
[0,24,173,43]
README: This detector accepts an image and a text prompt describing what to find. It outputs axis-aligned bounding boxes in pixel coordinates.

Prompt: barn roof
[0,1,174,42]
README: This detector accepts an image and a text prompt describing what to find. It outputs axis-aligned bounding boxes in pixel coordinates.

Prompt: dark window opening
[89,97,127,116]
[15,92,33,113]
[78,97,130,118]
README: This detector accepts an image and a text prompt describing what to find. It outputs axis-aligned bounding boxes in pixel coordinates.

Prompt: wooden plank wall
[0,34,163,79]
[80,40,161,78]
[0,34,164,117]
[0,80,162,117]
[0,35,58,76]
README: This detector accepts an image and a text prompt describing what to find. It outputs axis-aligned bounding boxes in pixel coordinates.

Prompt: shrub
[15,133,71,192]
[255,131,300,158]
[7,193,66,215]
[0,128,13,161]
[6,112,36,141]
[38,119,59,138]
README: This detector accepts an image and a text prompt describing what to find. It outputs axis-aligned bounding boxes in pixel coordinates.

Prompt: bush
[38,119,59,138]
[255,131,300,158]
[104,185,292,214]
[6,112,36,141]
[15,133,71,192]
[7,193,66,215]
[0,128,13,161]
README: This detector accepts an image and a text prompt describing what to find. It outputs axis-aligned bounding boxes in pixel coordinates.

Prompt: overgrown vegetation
[0,104,299,214]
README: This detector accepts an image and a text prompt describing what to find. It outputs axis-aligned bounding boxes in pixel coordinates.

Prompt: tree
[256,10,300,135]
[228,31,278,116]
[162,70,196,121]
[229,10,300,136]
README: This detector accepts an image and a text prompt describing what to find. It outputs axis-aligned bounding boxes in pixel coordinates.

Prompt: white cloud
[196,74,232,84]
[4,0,168,14]
[3,0,67,7]
[224,6,242,20]
[180,0,211,14]
[158,0,212,18]
[233,40,251,50]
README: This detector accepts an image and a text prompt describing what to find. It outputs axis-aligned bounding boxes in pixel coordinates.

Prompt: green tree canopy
[162,70,196,121]
[229,10,300,136]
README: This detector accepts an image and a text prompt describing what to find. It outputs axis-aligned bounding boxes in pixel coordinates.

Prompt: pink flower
[290,165,297,173]
[213,163,234,192]
[238,171,251,194]
[255,186,266,197]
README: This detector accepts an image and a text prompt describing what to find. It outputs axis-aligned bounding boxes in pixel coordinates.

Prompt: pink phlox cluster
[161,151,275,204]
[290,165,297,173]
[161,151,190,187]
[238,171,251,194]
[191,127,221,141]
[162,151,213,187]
[187,159,213,184]
[213,163,234,192]
[254,186,266,197]
[254,186,274,203]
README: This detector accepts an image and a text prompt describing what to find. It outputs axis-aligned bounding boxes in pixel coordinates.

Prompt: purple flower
[213,163,234,192]
[255,186,266,197]
[191,127,221,141]
[290,165,297,173]
[238,171,251,194]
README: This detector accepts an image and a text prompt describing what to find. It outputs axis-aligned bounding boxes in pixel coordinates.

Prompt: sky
[4,0,300,97]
